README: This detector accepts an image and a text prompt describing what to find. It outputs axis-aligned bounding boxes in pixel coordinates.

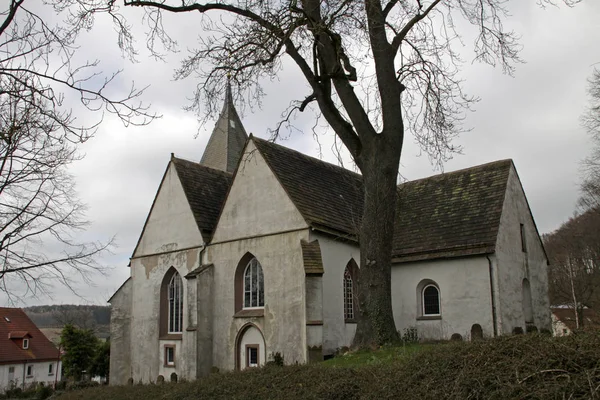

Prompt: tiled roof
[301,240,325,275]
[552,307,600,332]
[172,158,232,242]
[252,137,512,261]
[0,308,59,364]
[393,160,512,260]
[253,138,364,237]
[200,83,249,173]
[8,331,30,339]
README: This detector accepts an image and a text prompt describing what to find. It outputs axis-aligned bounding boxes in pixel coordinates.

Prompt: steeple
[200,78,248,173]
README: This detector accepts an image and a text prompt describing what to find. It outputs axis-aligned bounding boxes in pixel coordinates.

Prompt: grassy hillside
[56,332,600,400]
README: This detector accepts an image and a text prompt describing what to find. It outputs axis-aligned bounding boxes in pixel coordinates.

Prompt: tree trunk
[353,138,401,347]
[568,259,580,329]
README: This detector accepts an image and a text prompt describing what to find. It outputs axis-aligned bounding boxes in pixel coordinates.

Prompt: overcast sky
[2,1,599,306]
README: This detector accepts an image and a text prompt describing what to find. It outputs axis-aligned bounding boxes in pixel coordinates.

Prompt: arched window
[160,267,184,337]
[343,267,354,320]
[243,258,264,308]
[422,284,440,316]
[343,259,358,322]
[168,272,183,333]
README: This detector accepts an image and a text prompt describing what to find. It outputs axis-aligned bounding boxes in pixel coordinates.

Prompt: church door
[237,324,266,369]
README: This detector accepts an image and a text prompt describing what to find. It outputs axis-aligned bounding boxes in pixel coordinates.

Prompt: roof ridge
[252,136,363,179]
[173,156,233,177]
[398,159,513,188]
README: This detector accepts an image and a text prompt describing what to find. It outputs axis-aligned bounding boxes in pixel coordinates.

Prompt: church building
[108,85,551,384]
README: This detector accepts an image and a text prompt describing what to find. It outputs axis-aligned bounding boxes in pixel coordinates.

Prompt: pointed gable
[200,83,248,173]
[210,140,308,243]
[252,137,364,236]
[133,158,232,257]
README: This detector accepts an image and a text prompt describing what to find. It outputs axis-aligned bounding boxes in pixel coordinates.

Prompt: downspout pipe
[487,255,498,337]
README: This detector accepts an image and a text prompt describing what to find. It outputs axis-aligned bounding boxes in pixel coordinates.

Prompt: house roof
[393,160,512,261]
[200,82,249,173]
[172,157,233,242]
[0,308,59,364]
[252,137,513,261]
[8,331,31,339]
[552,307,600,331]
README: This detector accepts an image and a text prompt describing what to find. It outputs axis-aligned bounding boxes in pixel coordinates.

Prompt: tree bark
[353,136,401,346]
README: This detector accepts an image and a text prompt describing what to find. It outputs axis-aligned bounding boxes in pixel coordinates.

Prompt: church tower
[199,81,248,173]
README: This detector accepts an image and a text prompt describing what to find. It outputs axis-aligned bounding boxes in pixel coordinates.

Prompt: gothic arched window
[168,271,183,333]
[243,258,264,308]
[343,267,354,320]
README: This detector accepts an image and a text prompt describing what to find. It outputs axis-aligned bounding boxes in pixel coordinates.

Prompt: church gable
[211,140,308,243]
[133,161,205,257]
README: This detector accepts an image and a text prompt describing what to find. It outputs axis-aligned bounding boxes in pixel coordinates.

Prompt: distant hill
[24,304,111,339]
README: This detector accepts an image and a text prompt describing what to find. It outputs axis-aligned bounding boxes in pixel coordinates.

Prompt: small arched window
[422,284,440,316]
[168,272,183,333]
[343,267,354,320]
[244,258,264,308]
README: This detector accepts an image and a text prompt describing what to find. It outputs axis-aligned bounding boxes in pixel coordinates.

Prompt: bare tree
[580,68,600,212]
[52,305,97,331]
[74,0,578,346]
[544,210,600,328]
[0,1,157,301]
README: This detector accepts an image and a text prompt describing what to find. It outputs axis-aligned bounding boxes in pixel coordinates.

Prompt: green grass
[321,342,429,367]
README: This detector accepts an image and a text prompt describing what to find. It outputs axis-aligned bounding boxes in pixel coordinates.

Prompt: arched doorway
[236,324,266,370]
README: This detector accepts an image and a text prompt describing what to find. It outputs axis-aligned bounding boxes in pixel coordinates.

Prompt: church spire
[200,77,248,173]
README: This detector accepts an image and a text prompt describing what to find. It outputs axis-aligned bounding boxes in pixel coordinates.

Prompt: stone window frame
[422,284,441,316]
[22,338,29,349]
[164,345,176,367]
[234,253,266,316]
[416,279,442,320]
[159,267,184,339]
[48,363,54,375]
[26,365,33,377]
[243,258,264,309]
[245,344,260,368]
[343,259,359,323]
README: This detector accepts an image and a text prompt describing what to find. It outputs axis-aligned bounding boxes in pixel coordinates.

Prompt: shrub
[401,326,419,343]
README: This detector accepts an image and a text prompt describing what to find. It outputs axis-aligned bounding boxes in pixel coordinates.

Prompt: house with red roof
[0,308,61,392]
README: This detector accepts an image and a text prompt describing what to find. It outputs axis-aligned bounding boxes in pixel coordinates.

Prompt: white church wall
[309,232,360,354]
[126,162,204,383]
[211,140,309,243]
[134,162,204,258]
[391,256,494,340]
[109,278,132,385]
[207,229,309,370]
[494,165,551,334]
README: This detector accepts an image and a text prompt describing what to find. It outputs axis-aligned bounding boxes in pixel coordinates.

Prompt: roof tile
[0,308,59,364]
[252,137,512,261]
[172,158,232,242]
